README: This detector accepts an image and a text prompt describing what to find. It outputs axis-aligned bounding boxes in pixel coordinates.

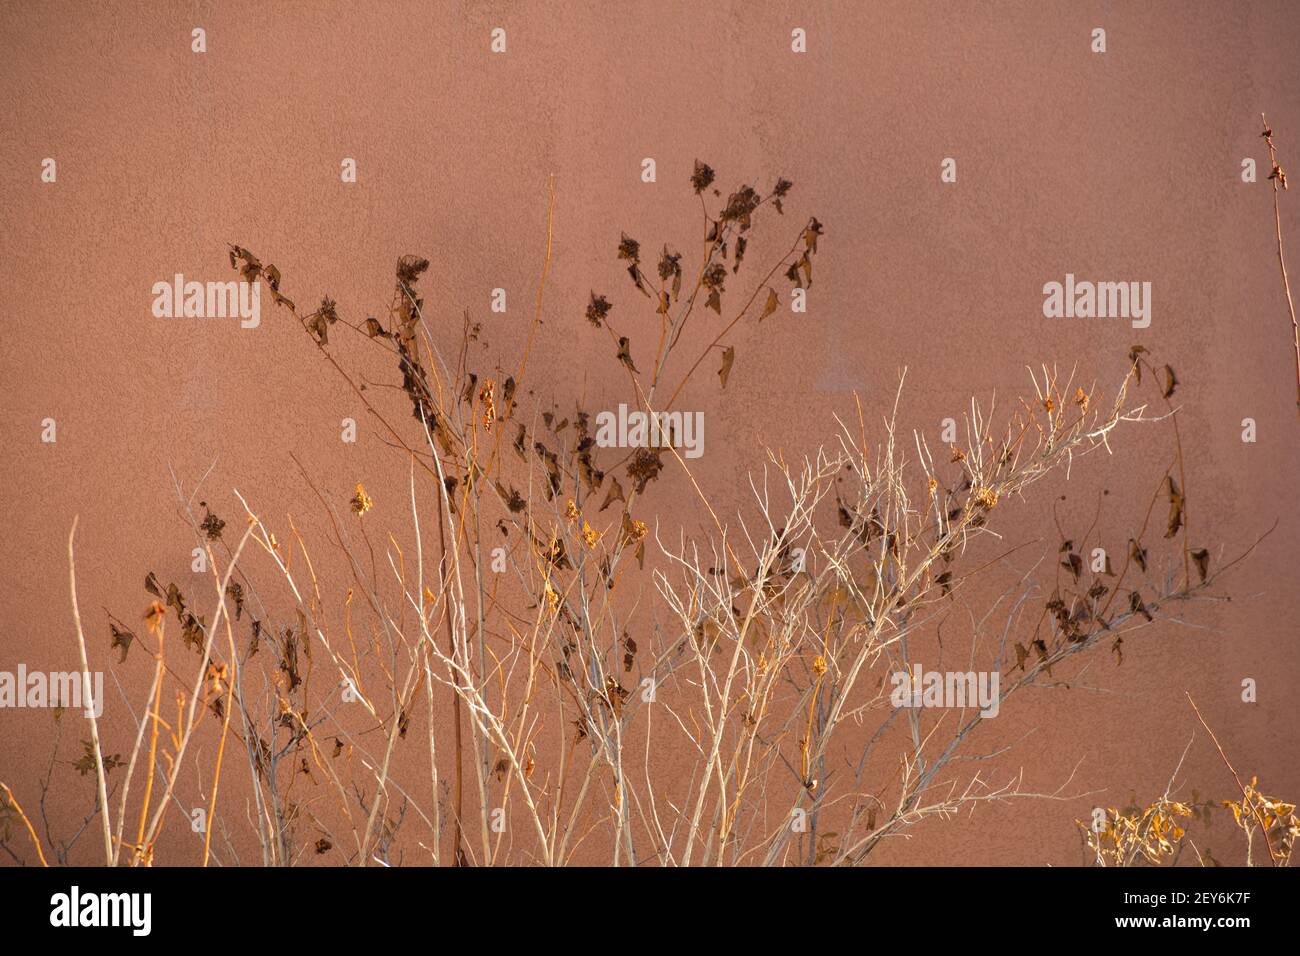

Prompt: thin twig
[1260,115,1299,413]
[68,517,114,866]
[1186,691,1280,866]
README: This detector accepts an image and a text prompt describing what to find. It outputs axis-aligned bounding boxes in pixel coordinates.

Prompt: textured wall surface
[1,1,1297,866]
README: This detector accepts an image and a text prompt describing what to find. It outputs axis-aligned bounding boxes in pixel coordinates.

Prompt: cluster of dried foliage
[1079,699,1300,868]
[0,161,1289,867]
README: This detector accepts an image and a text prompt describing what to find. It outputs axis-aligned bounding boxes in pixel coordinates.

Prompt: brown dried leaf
[109,623,134,663]
[1061,552,1083,579]
[1129,345,1148,383]
[1129,591,1153,622]
[1161,364,1179,399]
[600,475,625,512]
[616,337,639,374]
[718,346,736,388]
[1129,538,1148,573]
[1191,548,1210,582]
[1165,476,1184,538]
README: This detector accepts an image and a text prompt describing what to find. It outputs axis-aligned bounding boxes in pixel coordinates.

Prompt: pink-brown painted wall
[1,1,1297,865]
